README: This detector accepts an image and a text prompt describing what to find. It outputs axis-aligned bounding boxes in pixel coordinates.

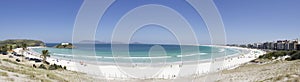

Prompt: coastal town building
[297,44,300,50]
[229,38,300,51]
[61,43,70,46]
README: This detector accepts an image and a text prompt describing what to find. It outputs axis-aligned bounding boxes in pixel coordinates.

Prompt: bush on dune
[259,50,300,61]
[290,52,300,60]
[0,71,8,77]
[48,64,64,70]
[38,64,47,69]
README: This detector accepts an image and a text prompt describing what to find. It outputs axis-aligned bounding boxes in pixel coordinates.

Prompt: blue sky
[0,0,300,44]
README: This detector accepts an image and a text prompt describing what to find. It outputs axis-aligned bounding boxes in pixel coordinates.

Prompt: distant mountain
[78,40,106,44]
[130,42,144,44]
[105,41,142,44]
[77,40,147,44]
[78,40,127,44]
[110,41,125,44]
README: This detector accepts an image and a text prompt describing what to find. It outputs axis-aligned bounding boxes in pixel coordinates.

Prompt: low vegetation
[0,59,69,81]
[0,65,37,78]
[2,59,25,66]
[259,50,300,60]
[48,64,66,70]
[0,71,8,77]
[38,64,47,69]
[46,73,68,82]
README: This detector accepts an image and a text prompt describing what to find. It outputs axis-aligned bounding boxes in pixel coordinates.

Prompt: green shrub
[290,52,300,60]
[260,51,300,61]
[63,66,67,70]
[48,64,64,70]
[48,64,57,70]
[2,59,23,66]
[38,64,47,69]
[286,57,292,61]
[0,71,8,77]
[46,73,67,82]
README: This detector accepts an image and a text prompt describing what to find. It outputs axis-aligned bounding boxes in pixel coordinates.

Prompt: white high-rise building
[297,38,300,44]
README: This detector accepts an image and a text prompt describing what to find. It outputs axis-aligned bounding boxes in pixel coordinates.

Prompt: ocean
[32,43,240,63]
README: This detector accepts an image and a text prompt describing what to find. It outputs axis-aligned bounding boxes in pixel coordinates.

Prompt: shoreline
[14,45,266,80]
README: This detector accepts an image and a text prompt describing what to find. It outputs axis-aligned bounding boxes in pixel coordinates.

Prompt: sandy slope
[0,54,104,82]
[188,60,300,82]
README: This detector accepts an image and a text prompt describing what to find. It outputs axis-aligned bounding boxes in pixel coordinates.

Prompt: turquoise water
[32,44,240,63]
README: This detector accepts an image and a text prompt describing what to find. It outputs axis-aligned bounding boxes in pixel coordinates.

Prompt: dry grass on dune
[217,60,300,82]
[0,56,100,82]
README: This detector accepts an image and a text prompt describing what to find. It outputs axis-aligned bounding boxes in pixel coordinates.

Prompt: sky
[0,0,300,44]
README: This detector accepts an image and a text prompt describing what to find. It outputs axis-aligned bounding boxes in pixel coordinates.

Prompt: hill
[54,43,75,49]
[0,39,45,47]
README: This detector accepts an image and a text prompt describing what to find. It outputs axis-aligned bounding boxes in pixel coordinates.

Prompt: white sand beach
[12,45,266,81]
